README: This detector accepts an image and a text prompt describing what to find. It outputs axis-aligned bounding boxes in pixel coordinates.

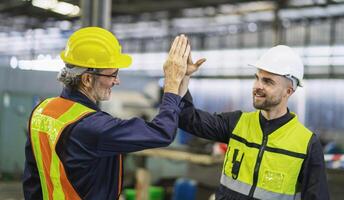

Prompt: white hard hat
[249,45,304,88]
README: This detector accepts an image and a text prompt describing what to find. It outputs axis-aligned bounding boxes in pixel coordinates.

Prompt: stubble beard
[252,95,281,111]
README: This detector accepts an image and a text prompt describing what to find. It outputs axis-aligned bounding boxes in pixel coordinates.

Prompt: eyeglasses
[87,71,119,79]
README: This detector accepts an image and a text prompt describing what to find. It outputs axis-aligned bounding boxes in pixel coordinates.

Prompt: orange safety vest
[29,97,96,200]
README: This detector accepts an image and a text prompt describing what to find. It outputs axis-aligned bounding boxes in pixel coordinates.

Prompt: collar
[60,87,100,111]
[259,108,294,128]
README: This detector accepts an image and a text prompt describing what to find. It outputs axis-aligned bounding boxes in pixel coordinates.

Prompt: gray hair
[57,64,88,89]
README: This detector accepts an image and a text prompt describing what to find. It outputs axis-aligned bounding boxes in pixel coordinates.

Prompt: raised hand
[186,52,206,76]
[178,45,206,97]
[163,35,191,95]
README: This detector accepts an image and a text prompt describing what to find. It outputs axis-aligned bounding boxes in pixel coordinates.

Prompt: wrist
[164,86,179,95]
[165,78,181,86]
[164,79,180,95]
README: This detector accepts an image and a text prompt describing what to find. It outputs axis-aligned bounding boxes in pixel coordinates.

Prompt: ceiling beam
[111,0,274,15]
[0,0,29,12]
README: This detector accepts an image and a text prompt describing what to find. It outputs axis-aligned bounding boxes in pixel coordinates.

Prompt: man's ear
[286,87,294,97]
[284,78,295,97]
[81,73,93,88]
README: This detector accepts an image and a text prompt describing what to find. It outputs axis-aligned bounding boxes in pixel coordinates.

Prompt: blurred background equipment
[1,0,344,199]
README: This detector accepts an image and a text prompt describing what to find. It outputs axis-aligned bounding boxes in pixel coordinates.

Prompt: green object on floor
[123,186,164,200]
[149,186,164,200]
[124,189,136,200]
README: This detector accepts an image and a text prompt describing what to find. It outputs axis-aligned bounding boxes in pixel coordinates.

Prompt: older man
[23,27,198,200]
[178,45,329,200]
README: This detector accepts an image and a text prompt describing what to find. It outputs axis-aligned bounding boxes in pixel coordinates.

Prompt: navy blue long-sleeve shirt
[179,91,330,200]
[23,88,182,200]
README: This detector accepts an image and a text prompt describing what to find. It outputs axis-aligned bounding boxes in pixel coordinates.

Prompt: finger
[169,36,179,56]
[183,44,191,62]
[179,35,188,57]
[176,35,187,57]
[187,51,193,64]
[174,35,184,55]
[195,58,206,67]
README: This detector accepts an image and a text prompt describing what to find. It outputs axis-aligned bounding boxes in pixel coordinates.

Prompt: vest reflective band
[29,97,96,200]
[221,111,312,200]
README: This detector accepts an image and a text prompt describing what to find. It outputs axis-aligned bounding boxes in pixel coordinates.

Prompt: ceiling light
[32,0,57,9]
[52,2,80,16]
[32,0,80,16]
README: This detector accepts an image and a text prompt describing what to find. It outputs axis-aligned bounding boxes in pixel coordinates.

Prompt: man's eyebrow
[262,77,275,83]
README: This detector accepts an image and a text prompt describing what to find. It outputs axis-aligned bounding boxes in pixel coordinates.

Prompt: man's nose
[112,77,120,86]
[253,80,263,89]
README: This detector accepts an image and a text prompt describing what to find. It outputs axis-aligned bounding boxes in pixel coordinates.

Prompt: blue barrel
[172,178,197,200]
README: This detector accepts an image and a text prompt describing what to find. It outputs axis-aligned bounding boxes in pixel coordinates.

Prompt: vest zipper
[248,134,268,198]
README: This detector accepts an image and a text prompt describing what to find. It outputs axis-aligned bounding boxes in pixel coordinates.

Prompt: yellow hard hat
[60,27,132,69]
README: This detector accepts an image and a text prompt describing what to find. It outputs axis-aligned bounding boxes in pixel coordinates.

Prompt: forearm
[95,93,182,154]
[178,91,236,143]
[178,75,190,97]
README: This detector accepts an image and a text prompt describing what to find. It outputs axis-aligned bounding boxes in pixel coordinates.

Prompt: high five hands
[163,34,206,95]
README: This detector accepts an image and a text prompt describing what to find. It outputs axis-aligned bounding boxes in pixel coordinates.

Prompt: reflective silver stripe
[253,186,300,200]
[220,174,300,200]
[220,173,251,195]
[295,193,301,200]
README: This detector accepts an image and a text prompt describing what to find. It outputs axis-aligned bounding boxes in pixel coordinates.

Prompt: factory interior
[0,0,344,199]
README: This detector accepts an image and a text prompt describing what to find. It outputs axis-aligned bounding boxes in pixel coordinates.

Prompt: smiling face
[79,68,120,103]
[252,69,293,112]
[90,68,120,101]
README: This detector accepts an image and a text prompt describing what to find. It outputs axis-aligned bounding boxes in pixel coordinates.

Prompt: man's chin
[98,96,111,102]
[253,103,265,110]
[103,97,111,101]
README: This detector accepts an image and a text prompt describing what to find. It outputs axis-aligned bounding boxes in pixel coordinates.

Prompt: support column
[81,0,112,30]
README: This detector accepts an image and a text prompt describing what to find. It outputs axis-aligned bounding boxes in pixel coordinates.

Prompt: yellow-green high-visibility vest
[29,97,96,200]
[221,111,313,200]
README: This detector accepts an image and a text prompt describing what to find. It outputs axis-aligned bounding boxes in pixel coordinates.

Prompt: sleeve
[299,134,330,200]
[22,136,43,200]
[178,90,242,143]
[71,93,182,156]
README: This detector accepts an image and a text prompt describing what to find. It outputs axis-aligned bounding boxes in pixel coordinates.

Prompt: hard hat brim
[60,51,132,69]
[248,63,303,87]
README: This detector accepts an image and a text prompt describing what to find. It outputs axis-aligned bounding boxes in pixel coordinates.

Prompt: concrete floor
[1,173,344,200]
[0,182,23,200]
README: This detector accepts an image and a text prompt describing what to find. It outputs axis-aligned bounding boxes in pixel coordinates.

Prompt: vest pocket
[231,149,244,180]
[223,147,245,179]
[261,169,285,192]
